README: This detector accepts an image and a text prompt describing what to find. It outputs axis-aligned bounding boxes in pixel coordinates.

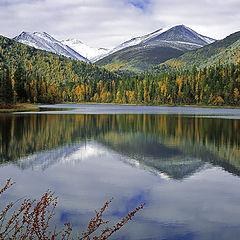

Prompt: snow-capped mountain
[96,25,216,72]
[96,25,216,62]
[13,26,216,65]
[61,39,109,62]
[93,28,169,62]
[13,32,89,62]
[112,28,170,53]
[141,25,216,47]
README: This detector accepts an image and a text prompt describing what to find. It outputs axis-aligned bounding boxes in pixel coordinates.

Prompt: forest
[1,61,240,106]
[0,35,240,106]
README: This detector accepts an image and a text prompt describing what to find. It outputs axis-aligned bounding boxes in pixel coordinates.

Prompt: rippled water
[1,104,240,239]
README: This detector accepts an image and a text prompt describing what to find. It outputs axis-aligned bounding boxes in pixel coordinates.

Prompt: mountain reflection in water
[0,113,239,179]
[0,111,240,240]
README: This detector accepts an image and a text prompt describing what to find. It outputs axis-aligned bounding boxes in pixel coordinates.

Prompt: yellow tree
[233,88,239,103]
[213,96,224,105]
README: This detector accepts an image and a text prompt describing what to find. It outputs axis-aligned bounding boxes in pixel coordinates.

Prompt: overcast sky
[1,0,240,49]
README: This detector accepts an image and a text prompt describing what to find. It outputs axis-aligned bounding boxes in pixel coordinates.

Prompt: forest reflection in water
[1,111,240,240]
[0,113,239,179]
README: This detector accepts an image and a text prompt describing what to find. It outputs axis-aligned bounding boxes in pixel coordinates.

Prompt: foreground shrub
[0,179,144,239]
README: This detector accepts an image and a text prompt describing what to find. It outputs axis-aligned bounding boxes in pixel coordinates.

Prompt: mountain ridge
[13,31,89,62]
[96,25,216,73]
[153,30,240,72]
[13,25,216,68]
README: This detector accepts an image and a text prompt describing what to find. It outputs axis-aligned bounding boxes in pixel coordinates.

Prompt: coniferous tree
[0,65,13,104]
[14,63,27,102]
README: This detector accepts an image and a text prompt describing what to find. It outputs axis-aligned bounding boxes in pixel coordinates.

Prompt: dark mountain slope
[154,31,240,72]
[96,25,215,73]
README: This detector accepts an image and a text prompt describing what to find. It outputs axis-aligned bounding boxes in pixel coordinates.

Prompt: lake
[0,104,240,240]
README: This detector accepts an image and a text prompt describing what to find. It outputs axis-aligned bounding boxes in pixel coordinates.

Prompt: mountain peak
[14,31,32,41]
[174,24,188,28]
[17,31,30,37]
[33,31,50,37]
[144,24,216,46]
[13,31,89,62]
[169,24,198,33]
[96,24,216,72]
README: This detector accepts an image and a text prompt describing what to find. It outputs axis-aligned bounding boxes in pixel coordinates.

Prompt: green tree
[0,65,13,104]
[14,63,27,102]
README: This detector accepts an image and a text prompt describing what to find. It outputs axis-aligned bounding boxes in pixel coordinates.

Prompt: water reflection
[0,112,240,239]
[0,142,240,240]
[0,114,239,179]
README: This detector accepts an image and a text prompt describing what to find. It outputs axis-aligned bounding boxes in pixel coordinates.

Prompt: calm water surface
[0,104,240,240]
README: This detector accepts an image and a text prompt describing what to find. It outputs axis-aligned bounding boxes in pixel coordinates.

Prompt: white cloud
[0,0,240,48]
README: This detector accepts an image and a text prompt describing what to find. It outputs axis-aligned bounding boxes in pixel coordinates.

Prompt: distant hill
[0,35,117,85]
[154,31,240,72]
[96,25,215,73]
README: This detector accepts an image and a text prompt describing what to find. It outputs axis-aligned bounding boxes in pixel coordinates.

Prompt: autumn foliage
[0,179,144,240]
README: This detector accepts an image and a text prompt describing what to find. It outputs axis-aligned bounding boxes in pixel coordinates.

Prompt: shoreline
[0,102,240,113]
[53,102,240,109]
[0,104,40,113]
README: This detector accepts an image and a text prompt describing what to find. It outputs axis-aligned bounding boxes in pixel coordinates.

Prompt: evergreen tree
[0,65,13,104]
[14,63,27,102]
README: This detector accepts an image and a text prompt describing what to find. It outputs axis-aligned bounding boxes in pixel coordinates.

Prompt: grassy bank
[0,103,40,113]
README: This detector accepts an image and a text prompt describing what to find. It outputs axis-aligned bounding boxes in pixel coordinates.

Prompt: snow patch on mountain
[13,32,89,62]
[61,39,109,62]
[93,27,172,62]
[181,25,215,44]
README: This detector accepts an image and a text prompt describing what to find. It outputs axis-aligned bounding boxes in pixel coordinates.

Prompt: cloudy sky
[0,0,240,48]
